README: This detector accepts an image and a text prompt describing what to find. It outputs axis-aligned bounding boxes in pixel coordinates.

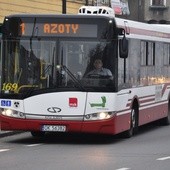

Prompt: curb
[0,131,23,138]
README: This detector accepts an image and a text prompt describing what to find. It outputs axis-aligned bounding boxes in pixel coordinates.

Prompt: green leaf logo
[90,96,106,107]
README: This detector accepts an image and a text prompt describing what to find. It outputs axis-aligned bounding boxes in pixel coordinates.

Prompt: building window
[96,0,110,6]
[150,0,166,6]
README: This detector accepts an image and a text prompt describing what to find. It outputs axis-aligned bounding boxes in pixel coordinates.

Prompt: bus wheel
[31,131,45,137]
[124,106,138,138]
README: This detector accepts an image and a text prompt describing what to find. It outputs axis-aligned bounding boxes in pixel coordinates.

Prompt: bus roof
[116,17,170,42]
[3,6,170,42]
[4,13,114,21]
[78,5,115,17]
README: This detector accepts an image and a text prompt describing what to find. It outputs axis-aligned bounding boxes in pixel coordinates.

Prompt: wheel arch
[130,96,139,110]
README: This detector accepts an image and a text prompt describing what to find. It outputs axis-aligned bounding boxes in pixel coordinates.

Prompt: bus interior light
[56,65,62,70]
[109,20,113,24]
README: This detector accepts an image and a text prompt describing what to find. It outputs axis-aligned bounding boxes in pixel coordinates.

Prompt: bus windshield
[1,39,115,96]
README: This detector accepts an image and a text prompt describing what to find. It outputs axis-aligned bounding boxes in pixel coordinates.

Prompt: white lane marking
[116,168,131,170]
[0,149,10,152]
[26,143,43,147]
[157,156,170,161]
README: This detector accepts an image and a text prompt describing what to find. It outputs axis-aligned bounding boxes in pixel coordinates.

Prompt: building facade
[0,0,88,23]
[145,0,170,23]
[0,0,169,24]
[125,0,170,23]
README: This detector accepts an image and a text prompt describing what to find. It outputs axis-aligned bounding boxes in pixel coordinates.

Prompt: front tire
[124,105,138,138]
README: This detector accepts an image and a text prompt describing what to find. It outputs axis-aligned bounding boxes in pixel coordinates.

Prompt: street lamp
[62,0,66,14]
[85,0,88,5]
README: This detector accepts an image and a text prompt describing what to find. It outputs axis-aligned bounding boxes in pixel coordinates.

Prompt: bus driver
[86,59,113,79]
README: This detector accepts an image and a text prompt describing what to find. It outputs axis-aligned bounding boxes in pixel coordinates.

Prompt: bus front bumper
[0,114,130,135]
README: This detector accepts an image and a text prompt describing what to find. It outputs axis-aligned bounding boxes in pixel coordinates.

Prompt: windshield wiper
[62,65,85,91]
[41,65,53,76]
[58,46,85,91]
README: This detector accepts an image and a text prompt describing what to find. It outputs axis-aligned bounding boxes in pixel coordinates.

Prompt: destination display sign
[19,23,97,37]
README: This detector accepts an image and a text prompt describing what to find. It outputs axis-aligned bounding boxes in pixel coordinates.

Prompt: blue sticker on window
[1,100,11,107]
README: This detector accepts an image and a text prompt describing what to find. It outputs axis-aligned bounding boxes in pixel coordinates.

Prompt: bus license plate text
[42,125,66,132]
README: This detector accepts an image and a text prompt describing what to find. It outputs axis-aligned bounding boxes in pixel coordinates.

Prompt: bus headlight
[84,111,116,121]
[1,109,25,119]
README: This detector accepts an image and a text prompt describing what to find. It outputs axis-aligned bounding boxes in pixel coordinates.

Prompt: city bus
[0,6,170,138]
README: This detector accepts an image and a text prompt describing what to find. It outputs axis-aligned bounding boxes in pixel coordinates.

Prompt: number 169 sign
[2,83,18,92]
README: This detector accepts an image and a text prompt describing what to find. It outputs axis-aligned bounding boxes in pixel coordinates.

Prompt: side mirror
[119,35,128,58]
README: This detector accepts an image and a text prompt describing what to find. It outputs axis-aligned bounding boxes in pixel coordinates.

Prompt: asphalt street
[1,124,170,170]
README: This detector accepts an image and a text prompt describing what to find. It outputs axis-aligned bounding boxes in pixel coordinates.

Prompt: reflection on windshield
[1,40,114,95]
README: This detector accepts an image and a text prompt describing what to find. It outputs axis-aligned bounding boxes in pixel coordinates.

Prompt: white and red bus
[0,6,170,137]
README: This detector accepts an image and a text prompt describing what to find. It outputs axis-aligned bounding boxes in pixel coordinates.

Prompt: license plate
[42,125,66,132]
